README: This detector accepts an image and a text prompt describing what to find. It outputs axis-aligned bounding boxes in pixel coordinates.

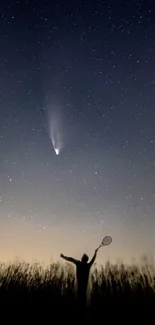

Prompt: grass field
[0,258,155,322]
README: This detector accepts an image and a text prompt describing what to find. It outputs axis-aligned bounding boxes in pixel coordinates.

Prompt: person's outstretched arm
[89,249,98,267]
[60,254,79,265]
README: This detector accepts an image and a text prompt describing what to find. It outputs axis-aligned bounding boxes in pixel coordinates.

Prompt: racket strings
[101,236,112,246]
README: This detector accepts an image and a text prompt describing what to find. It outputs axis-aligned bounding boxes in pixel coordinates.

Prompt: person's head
[81,253,89,263]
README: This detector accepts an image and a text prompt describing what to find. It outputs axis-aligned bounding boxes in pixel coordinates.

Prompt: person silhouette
[60,248,98,306]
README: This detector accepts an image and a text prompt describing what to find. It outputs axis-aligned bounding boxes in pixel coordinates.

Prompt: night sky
[0,0,155,264]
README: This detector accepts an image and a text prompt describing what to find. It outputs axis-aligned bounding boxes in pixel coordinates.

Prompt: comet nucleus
[55,148,59,155]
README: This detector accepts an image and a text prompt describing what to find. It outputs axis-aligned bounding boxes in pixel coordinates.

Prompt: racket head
[101,236,112,246]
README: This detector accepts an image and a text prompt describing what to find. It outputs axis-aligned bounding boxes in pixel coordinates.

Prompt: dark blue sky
[0,0,155,263]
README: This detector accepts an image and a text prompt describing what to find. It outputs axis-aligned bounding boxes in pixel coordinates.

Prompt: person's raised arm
[89,249,98,267]
[60,253,79,265]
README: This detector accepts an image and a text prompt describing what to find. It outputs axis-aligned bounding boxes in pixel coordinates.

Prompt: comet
[46,107,62,156]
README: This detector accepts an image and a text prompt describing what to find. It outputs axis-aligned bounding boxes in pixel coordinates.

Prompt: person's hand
[60,253,64,258]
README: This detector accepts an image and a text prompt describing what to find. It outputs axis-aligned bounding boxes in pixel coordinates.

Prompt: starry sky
[0,0,155,264]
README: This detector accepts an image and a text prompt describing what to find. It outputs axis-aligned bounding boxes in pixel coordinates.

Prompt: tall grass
[0,259,155,321]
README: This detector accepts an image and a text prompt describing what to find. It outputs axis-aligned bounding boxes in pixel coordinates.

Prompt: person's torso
[76,262,90,286]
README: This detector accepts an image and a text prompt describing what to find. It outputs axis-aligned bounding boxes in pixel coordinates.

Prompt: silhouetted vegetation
[0,259,155,322]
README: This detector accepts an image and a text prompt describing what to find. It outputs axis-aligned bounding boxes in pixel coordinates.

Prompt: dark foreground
[0,260,155,323]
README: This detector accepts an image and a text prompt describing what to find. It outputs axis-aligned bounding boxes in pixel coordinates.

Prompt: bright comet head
[55,148,59,155]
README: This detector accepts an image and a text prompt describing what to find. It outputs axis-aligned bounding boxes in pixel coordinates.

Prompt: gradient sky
[0,0,155,265]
